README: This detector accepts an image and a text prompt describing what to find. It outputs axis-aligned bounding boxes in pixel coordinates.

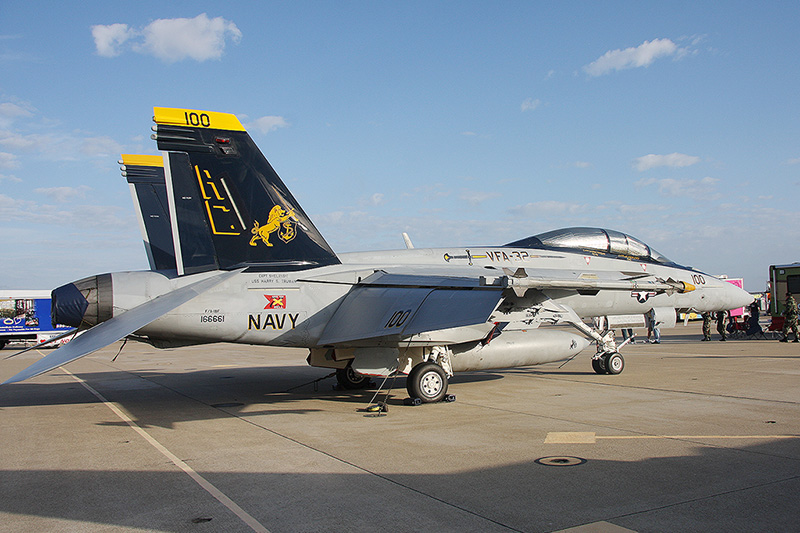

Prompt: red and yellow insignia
[264,295,287,309]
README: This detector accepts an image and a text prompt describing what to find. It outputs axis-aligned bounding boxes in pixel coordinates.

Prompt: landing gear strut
[540,301,626,376]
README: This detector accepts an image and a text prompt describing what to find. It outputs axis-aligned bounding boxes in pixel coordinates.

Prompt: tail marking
[249,205,298,247]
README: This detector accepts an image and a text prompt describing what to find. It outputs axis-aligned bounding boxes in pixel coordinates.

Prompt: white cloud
[405,183,451,201]
[0,129,90,161]
[0,102,34,128]
[0,151,18,169]
[357,193,385,207]
[248,116,289,134]
[584,38,684,77]
[510,200,585,217]
[786,157,800,165]
[91,23,135,57]
[79,136,123,158]
[34,185,92,203]
[0,101,124,162]
[458,190,501,206]
[0,129,75,159]
[0,192,130,230]
[635,176,719,197]
[634,153,701,171]
[92,14,242,63]
[140,14,242,62]
[616,203,670,215]
[521,98,541,112]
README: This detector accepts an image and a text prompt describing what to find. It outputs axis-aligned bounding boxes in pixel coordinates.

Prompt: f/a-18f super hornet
[3,107,753,402]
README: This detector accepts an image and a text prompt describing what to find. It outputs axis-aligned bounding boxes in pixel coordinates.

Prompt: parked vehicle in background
[0,291,73,349]
[769,263,800,317]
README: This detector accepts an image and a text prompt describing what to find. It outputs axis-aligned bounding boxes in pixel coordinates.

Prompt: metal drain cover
[535,456,587,467]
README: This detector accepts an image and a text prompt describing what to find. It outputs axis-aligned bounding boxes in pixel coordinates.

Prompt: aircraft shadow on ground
[0,437,798,532]
[0,365,506,429]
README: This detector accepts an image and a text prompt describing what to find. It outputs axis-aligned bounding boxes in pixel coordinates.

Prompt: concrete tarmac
[1,323,798,532]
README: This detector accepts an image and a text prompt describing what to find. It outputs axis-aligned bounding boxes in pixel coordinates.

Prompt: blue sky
[1,1,799,292]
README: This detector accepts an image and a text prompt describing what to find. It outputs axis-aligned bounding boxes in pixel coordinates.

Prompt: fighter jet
[2,107,753,402]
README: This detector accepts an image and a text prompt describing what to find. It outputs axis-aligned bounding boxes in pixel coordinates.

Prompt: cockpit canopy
[505,227,673,264]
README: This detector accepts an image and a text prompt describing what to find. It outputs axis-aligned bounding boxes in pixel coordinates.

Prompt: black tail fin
[151,107,339,275]
[120,154,177,271]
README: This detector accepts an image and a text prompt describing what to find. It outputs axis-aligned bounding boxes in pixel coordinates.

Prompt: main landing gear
[335,358,455,406]
[406,362,449,403]
[335,361,371,390]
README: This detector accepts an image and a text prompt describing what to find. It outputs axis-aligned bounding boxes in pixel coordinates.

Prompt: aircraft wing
[313,265,693,346]
[316,271,503,346]
[3,270,240,385]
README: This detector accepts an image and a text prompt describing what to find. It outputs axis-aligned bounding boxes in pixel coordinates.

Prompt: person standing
[716,310,727,341]
[780,292,799,342]
[648,309,661,344]
[746,301,761,336]
[701,312,712,341]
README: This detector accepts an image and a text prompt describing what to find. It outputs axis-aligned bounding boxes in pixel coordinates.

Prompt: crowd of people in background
[615,293,799,344]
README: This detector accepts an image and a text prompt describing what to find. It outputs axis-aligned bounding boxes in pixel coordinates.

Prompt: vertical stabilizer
[120,154,177,271]
[151,107,339,274]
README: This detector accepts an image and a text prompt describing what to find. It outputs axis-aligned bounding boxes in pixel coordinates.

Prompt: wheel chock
[404,397,422,406]
[366,402,388,412]
[444,394,456,403]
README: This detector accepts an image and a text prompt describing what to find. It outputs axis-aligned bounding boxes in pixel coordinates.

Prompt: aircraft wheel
[604,352,624,375]
[591,357,606,374]
[407,362,448,403]
[336,362,369,390]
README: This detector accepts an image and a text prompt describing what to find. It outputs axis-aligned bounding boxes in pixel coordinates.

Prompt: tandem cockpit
[505,227,675,265]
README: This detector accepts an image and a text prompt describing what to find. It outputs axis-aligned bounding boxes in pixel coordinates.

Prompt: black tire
[336,363,369,390]
[406,362,448,403]
[591,357,606,374]
[604,352,624,375]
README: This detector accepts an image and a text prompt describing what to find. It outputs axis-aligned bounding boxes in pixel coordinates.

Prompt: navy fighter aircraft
[2,107,753,402]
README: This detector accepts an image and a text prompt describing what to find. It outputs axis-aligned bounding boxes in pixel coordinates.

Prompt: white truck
[0,291,73,349]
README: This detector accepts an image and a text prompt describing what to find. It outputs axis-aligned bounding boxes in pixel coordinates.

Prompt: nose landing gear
[592,351,624,375]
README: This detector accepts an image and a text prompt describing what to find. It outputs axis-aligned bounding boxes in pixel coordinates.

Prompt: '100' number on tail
[184,112,211,128]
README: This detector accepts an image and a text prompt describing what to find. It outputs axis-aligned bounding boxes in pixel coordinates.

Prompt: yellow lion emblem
[249,205,298,247]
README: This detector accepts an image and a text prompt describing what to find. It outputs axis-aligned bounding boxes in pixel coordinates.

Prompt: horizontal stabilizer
[2,270,240,385]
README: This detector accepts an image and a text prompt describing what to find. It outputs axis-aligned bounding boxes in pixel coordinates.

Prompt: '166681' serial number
[200,315,225,323]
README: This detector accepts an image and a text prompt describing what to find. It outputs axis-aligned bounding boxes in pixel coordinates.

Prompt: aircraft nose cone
[723,281,754,310]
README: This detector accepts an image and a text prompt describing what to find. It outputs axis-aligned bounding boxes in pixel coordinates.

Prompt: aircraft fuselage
[86,246,747,350]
